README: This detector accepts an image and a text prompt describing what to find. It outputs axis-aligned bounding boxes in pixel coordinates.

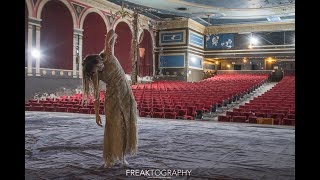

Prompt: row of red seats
[25,74,270,120]
[134,74,269,119]
[218,76,295,125]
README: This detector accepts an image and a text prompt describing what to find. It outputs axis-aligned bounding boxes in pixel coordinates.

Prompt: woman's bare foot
[120,157,129,167]
[104,161,114,168]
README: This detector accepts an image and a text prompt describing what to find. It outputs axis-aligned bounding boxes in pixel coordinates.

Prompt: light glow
[243,58,247,63]
[31,49,41,59]
[250,37,258,44]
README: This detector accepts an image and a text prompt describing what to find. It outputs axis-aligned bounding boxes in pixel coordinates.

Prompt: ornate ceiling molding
[74,0,151,22]
[74,0,127,13]
[188,19,205,34]
[73,0,294,35]
[271,4,295,14]
[205,21,295,35]
[156,18,189,30]
[155,17,294,35]
[71,2,85,19]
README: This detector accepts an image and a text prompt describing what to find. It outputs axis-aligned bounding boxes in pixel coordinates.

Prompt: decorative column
[35,25,41,76]
[27,22,33,76]
[28,18,42,76]
[28,17,41,76]
[152,30,156,76]
[78,33,83,78]
[73,28,83,78]
[131,10,139,85]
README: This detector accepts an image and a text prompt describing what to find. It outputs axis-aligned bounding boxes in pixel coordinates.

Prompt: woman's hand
[96,115,103,127]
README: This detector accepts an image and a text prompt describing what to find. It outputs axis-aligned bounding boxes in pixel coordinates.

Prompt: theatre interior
[25,0,295,179]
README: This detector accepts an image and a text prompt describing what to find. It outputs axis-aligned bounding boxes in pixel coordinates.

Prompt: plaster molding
[188,19,205,34]
[74,0,152,22]
[205,21,295,34]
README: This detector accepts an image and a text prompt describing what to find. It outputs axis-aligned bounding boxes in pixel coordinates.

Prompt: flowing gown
[99,30,138,165]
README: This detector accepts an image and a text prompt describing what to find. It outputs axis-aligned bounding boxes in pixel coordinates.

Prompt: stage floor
[25,112,295,179]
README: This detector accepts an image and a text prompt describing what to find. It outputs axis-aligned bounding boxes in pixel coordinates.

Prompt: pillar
[73,28,83,78]
[35,25,41,76]
[78,33,83,78]
[28,18,42,76]
[27,23,33,76]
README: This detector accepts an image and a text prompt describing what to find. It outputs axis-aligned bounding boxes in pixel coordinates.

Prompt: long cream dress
[99,30,138,165]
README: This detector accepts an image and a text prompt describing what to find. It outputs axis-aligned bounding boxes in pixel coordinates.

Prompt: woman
[82,29,138,168]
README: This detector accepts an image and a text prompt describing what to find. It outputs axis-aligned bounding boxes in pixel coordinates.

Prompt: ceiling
[107,0,295,26]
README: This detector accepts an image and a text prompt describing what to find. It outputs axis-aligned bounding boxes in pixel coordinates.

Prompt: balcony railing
[25,67,80,78]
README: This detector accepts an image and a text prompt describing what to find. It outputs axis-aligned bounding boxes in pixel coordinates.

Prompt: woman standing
[82,29,138,168]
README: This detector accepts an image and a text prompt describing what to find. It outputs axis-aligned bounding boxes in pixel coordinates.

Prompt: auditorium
[25,0,295,179]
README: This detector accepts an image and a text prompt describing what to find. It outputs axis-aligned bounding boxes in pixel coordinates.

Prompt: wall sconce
[243,58,247,63]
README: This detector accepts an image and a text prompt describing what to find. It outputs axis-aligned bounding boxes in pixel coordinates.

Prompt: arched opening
[139,29,153,76]
[25,3,28,67]
[82,12,107,57]
[40,1,73,70]
[115,22,132,74]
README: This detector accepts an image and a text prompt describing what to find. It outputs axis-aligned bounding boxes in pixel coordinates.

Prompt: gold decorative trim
[155,17,294,35]
[156,18,189,30]
[188,19,205,34]
[74,0,151,23]
[159,29,187,46]
[205,21,295,34]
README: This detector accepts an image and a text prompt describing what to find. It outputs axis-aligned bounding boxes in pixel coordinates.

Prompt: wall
[25,3,28,67]
[187,53,203,82]
[115,22,132,74]
[233,31,295,49]
[187,69,203,82]
[82,12,107,56]
[25,76,82,101]
[139,29,153,76]
[155,28,206,82]
[25,0,154,101]
[40,0,73,70]
[276,61,295,70]
[217,70,272,75]
[155,28,188,81]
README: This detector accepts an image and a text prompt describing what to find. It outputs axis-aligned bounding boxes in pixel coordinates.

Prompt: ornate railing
[25,67,80,78]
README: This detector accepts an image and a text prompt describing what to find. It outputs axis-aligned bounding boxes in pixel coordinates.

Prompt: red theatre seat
[45,106,56,112]
[68,107,79,113]
[248,116,257,123]
[30,106,44,111]
[79,108,90,114]
[56,107,67,112]
[218,115,230,122]
[152,112,164,118]
[232,116,247,123]
[25,105,32,111]
[282,118,295,126]
[164,112,177,119]
[175,109,187,119]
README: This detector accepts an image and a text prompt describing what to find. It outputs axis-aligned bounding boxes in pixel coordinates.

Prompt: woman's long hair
[82,54,102,103]
[81,30,115,104]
